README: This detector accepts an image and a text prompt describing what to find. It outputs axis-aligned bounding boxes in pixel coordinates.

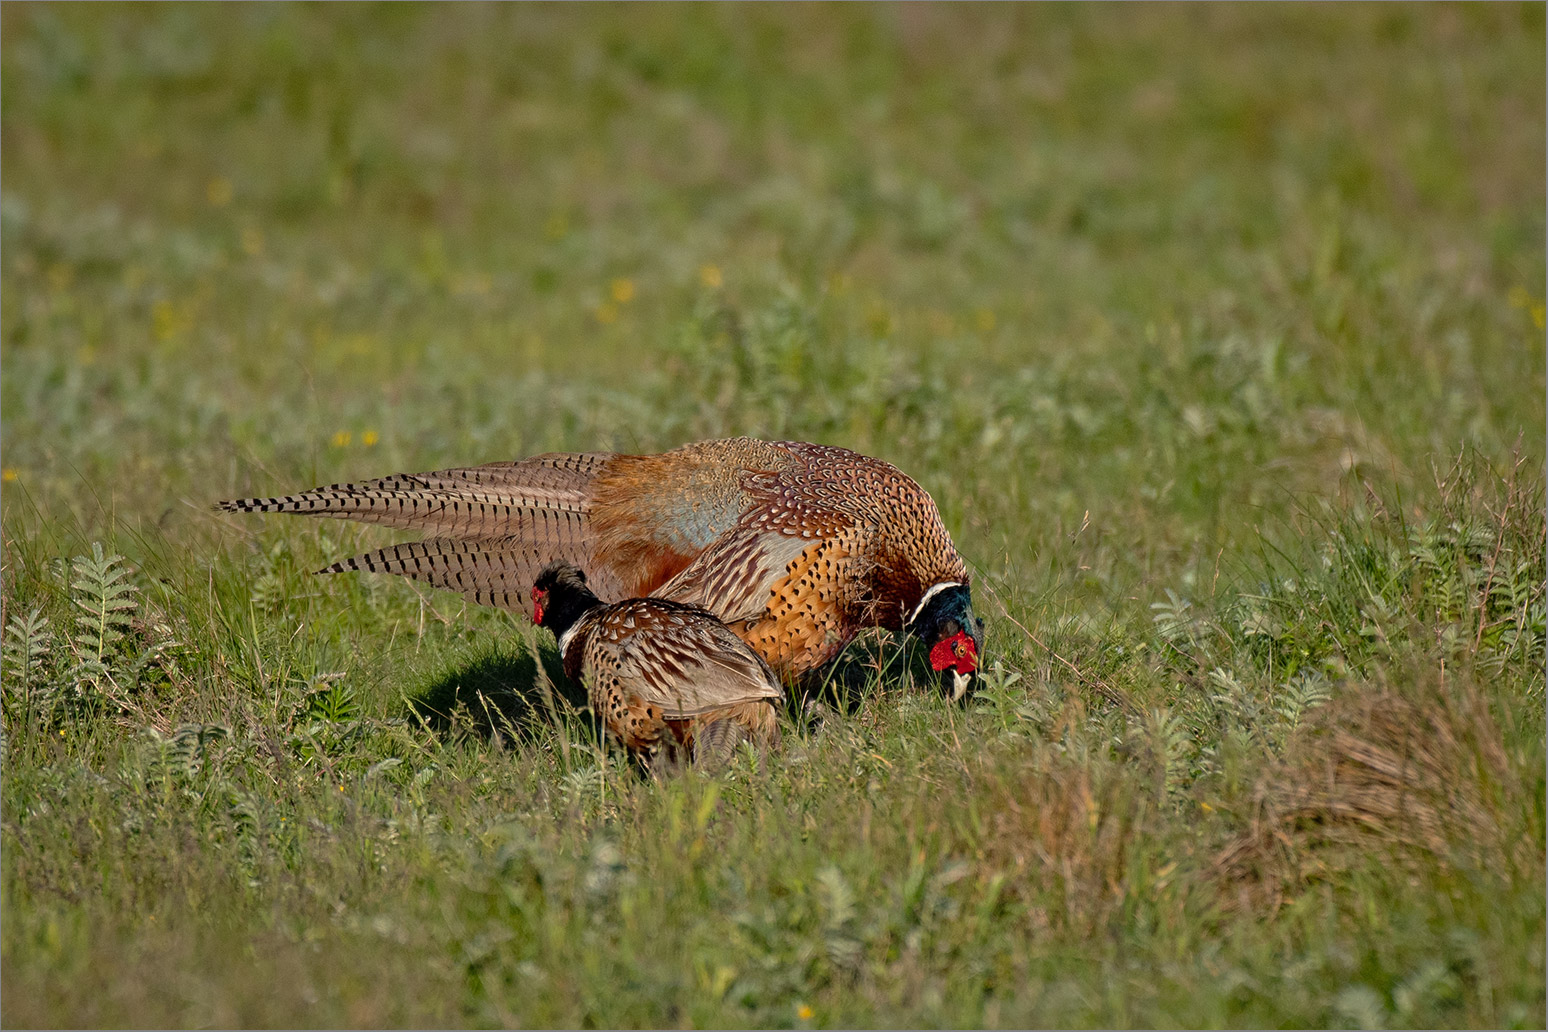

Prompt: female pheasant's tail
[215,453,624,614]
[692,718,747,772]
[691,703,782,772]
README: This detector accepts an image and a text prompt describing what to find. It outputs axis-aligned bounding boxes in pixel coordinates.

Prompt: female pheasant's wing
[599,602,784,719]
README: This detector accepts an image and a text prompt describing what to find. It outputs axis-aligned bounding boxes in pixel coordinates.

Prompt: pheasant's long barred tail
[215,456,608,538]
[217,454,620,614]
[321,536,625,612]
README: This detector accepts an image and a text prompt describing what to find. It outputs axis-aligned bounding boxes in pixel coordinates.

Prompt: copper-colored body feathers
[217,437,970,680]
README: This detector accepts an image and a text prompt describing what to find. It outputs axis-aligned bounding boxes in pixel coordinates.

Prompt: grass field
[2,3,1545,1027]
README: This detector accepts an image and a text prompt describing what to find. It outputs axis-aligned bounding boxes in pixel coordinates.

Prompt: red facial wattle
[929,630,977,675]
[531,588,546,625]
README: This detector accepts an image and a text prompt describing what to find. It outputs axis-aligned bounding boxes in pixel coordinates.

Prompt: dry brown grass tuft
[1213,668,1539,912]
[976,720,1155,935]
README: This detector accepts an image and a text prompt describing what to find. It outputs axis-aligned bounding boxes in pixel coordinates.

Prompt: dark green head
[906,581,983,700]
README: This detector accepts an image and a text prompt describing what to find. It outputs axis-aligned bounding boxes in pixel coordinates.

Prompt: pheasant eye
[929,630,977,674]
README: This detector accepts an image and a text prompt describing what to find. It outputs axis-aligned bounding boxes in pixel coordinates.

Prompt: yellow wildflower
[153,300,182,342]
[1,469,16,483]
[610,278,636,303]
[699,264,723,289]
[331,430,352,448]
[206,177,234,207]
[362,430,380,448]
[797,1004,814,1020]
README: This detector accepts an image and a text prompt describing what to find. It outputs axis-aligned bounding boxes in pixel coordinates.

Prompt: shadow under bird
[216,437,982,695]
[531,561,783,769]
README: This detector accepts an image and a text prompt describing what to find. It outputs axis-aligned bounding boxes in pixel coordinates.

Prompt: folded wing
[598,602,784,719]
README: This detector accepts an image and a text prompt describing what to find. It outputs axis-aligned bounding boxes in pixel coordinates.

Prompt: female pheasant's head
[531,561,601,635]
[906,582,983,701]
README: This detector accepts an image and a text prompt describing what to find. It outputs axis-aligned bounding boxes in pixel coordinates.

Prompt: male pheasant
[532,561,783,768]
[217,437,982,693]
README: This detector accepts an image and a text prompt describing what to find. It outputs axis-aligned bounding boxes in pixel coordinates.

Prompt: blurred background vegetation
[1,4,1543,1027]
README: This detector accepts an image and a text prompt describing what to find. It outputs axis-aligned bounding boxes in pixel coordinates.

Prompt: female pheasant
[217,437,981,693]
[532,561,783,768]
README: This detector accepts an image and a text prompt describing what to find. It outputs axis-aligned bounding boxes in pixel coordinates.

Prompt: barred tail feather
[219,453,623,615]
[321,536,626,616]
[214,453,614,538]
[692,718,746,772]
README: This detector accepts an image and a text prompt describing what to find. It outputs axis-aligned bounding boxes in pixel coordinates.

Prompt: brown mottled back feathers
[563,598,785,718]
[217,437,969,675]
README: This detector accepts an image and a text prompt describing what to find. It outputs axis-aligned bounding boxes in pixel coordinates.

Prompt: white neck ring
[907,581,965,627]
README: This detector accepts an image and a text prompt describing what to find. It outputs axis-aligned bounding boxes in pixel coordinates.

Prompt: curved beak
[911,583,984,703]
[958,614,985,700]
[945,615,984,702]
